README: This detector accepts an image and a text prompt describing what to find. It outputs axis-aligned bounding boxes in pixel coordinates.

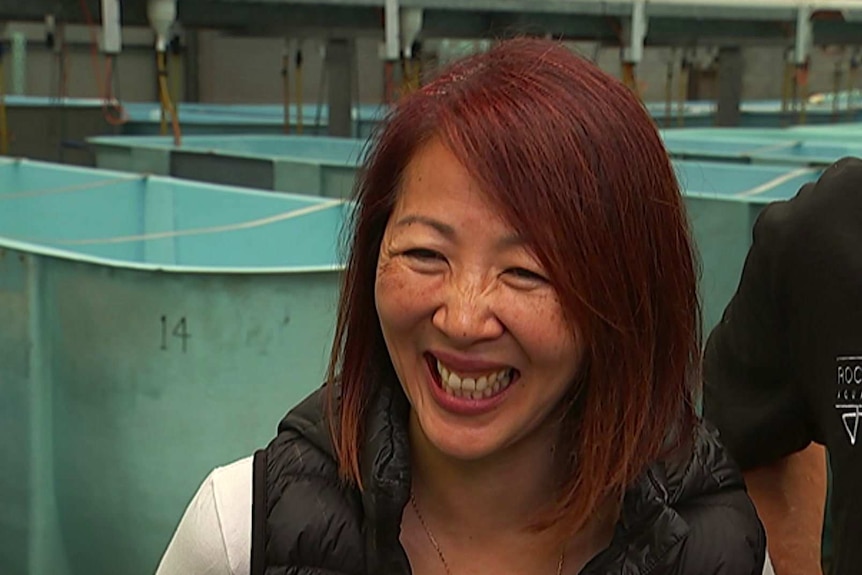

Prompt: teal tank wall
[0,159,346,575]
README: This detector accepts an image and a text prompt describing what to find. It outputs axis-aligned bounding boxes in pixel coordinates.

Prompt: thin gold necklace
[409,492,565,575]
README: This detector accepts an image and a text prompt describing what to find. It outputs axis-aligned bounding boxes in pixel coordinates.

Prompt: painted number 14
[160,316,191,353]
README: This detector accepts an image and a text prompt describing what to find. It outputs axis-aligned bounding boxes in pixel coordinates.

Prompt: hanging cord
[315,45,327,133]
[383,59,396,105]
[352,39,361,137]
[796,62,809,125]
[48,25,68,163]
[677,53,689,127]
[59,26,69,99]
[49,23,70,100]
[399,45,422,97]
[608,16,641,99]
[282,44,290,134]
[832,56,842,122]
[409,40,422,93]
[399,51,409,97]
[79,0,127,126]
[781,53,793,114]
[664,51,674,128]
[0,44,8,156]
[295,48,304,135]
[156,50,182,146]
[622,62,641,98]
[47,21,58,101]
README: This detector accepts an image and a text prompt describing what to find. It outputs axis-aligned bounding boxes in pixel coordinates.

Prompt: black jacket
[252,384,765,575]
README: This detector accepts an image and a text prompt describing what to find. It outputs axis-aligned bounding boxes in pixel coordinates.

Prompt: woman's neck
[407,412,561,540]
[404,412,620,574]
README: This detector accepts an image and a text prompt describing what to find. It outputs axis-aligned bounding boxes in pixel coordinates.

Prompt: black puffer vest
[251,385,765,575]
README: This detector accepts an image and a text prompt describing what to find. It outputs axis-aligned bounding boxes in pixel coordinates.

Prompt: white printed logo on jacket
[836,356,862,446]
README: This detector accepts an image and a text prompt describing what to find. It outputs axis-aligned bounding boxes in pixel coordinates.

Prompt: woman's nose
[431,276,504,345]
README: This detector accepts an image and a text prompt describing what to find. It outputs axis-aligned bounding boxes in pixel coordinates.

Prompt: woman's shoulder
[671,481,766,574]
[661,425,767,573]
[155,457,253,575]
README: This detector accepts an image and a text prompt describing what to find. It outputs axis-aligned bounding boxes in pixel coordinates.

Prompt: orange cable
[157,51,182,146]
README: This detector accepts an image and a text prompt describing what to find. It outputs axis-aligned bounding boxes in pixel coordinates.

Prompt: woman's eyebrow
[394,214,526,250]
[393,215,456,239]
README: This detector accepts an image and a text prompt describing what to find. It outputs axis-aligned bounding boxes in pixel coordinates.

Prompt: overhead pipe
[101,0,121,55]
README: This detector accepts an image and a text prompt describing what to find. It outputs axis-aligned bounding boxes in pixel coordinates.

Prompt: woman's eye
[403,248,444,262]
[506,267,548,283]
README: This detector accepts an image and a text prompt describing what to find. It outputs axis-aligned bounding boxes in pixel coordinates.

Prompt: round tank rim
[2,157,358,205]
[86,136,367,168]
[0,237,345,275]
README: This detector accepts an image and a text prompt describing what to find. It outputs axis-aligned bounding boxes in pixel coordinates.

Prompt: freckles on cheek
[512,293,575,348]
[375,260,418,317]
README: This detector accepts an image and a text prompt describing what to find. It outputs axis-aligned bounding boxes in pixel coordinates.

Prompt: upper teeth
[437,359,512,399]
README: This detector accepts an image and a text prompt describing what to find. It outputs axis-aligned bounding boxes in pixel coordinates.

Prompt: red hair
[327,37,700,533]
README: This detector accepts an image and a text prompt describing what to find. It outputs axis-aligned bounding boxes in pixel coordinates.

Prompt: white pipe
[795,3,813,66]
[623,0,647,64]
[147,0,177,52]
[384,0,399,61]
[400,8,423,59]
[101,0,122,55]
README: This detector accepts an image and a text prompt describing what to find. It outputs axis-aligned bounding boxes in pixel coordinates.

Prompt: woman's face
[375,139,583,463]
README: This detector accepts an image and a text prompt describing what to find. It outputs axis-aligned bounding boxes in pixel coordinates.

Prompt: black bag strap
[250,449,268,575]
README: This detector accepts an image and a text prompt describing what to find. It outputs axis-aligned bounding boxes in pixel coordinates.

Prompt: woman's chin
[414,417,504,463]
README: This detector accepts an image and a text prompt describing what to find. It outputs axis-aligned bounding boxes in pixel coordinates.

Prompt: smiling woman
[155,37,767,575]
[375,138,584,475]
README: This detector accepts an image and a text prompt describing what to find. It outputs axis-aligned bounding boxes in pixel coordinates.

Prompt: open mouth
[425,353,518,400]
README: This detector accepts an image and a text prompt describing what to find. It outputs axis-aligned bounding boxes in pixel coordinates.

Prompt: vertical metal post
[716,46,743,127]
[184,30,201,103]
[326,38,352,138]
[11,32,26,96]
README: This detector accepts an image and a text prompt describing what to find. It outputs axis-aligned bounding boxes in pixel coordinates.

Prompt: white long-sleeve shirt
[155,457,253,575]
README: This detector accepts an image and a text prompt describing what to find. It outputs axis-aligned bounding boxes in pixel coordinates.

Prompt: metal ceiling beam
[0,0,858,47]
[0,1,149,26]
